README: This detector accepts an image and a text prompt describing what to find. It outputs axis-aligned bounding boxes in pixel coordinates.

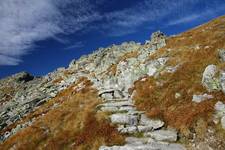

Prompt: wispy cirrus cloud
[100,0,202,36]
[167,14,200,26]
[0,0,100,66]
[64,41,84,50]
[167,4,225,26]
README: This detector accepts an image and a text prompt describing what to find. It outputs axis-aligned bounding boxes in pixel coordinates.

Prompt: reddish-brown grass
[0,78,125,150]
[133,15,225,137]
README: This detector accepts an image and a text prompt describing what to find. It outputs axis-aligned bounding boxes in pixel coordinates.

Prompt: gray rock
[137,125,154,132]
[202,65,221,91]
[110,113,139,125]
[221,116,225,129]
[98,101,133,108]
[146,57,168,77]
[125,137,152,145]
[118,125,138,134]
[99,141,186,150]
[215,101,225,113]
[139,114,164,130]
[214,101,225,129]
[192,94,214,103]
[218,49,225,62]
[220,71,225,94]
[145,130,178,142]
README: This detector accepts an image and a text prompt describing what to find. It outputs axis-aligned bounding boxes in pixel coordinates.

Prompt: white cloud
[0,0,100,66]
[64,41,84,50]
[0,55,21,66]
[167,2,225,26]
[101,0,198,36]
[167,14,200,26]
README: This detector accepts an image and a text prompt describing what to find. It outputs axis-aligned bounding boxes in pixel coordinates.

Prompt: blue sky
[0,0,225,78]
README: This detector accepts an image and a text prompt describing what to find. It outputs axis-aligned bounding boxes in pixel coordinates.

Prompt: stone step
[125,137,154,145]
[144,129,178,142]
[99,106,135,113]
[139,114,164,130]
[104,98,129,102]
[99,141,186,150]
[110,113,139,126]
[97,101,134,109]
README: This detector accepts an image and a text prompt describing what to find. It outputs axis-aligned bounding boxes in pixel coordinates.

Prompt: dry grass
[0,78,125,150]
[133,15,225,137]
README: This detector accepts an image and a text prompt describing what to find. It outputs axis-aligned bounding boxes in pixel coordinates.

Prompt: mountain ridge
[0,15,225,150]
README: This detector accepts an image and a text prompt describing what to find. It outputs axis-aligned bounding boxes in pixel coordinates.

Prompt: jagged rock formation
[1,15,225,150]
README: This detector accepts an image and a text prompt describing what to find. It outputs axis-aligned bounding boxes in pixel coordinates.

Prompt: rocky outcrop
[202,64,225,94]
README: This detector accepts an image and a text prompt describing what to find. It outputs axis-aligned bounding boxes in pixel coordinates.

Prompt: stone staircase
[97,89,186,150]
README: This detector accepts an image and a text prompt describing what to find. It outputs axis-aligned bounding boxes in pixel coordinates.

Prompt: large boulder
[202,65,221,92]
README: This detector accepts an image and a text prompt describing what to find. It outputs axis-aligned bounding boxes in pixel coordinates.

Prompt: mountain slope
[0,15,225,150]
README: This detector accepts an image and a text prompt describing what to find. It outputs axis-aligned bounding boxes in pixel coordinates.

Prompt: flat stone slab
[125,137,153,144]
[137,125,154,132]
[97,101,134,108]
[139,114,164,130]
[99,106,135,113]
[144,130,178,142]
[99,141,186,150]
[110,113,139,125]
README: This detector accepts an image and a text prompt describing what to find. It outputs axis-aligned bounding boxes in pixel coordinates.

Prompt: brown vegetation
[133,16,225,137]
[0,78,124,150]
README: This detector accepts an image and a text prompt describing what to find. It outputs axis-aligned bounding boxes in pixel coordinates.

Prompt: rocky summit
[0,16,225,150]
